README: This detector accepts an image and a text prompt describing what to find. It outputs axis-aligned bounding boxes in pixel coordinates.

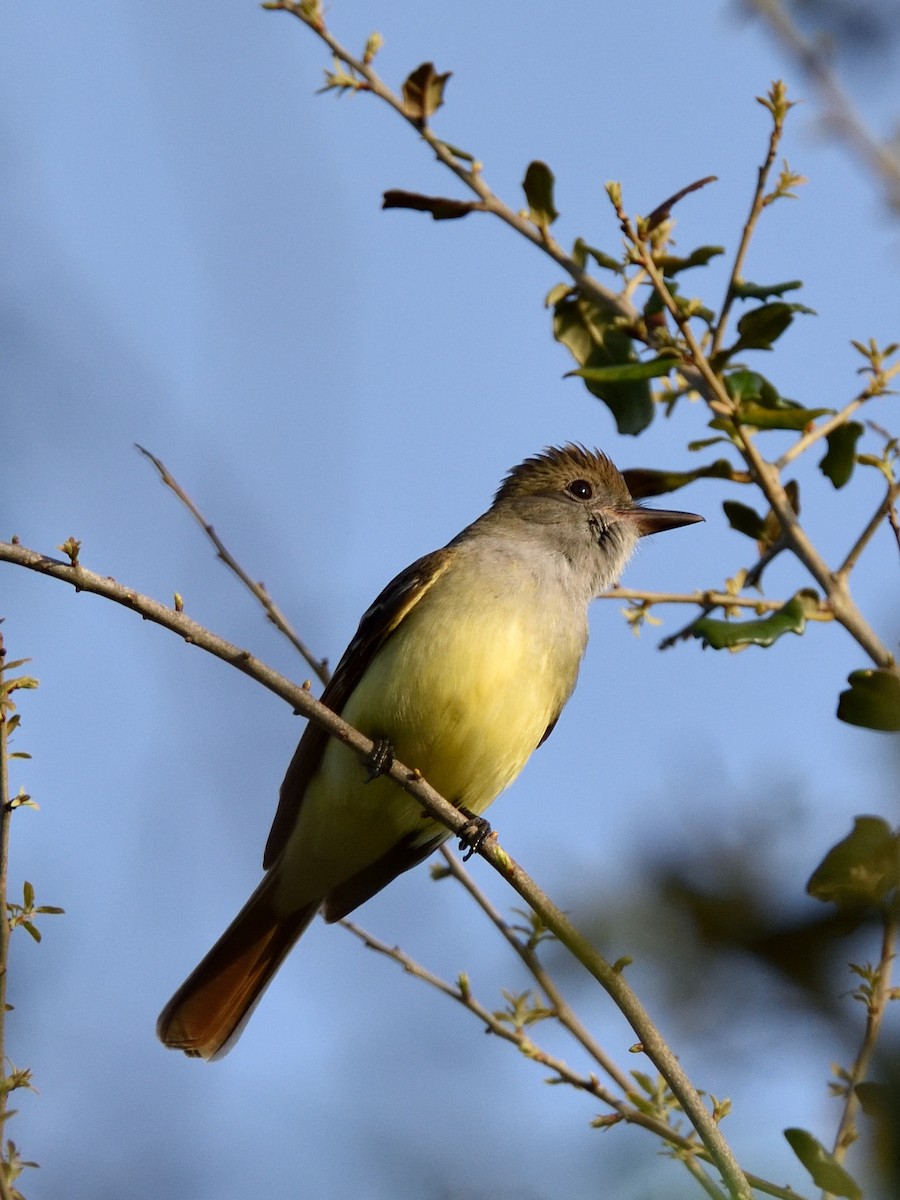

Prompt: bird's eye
[566,479,594,500]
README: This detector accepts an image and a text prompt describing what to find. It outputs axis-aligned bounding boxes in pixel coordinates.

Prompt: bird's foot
[456,807,493,862]
[365,737,395,782]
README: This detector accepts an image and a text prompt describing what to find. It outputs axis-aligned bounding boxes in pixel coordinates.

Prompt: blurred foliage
[784,0,900,59]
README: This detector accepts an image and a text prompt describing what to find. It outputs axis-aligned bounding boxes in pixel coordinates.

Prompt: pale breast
[278,546,588,906]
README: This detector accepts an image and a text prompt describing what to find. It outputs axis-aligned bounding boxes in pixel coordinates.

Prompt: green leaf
[22,922,41,944]
[730,402,832,431]
[654,245,724,276]
[819,422,864,489]
[692,591,818,650]
[401,62,452,124]
[551,293,654,435]
[723,370,778,404]
[630,1071,657,1096]
[572,238,622,274]
[568,358,675,383]
[715,371,832,431]
[806,816,899,909]
[670,293,715,325]
[644,279,714,326]
[433,139,475,164]
[855,1081,891,1118]
[23,881,34,909]
[784,1128,862,1199]
[723,499,766,540]
[622,458,738,499]
[522,161,559,231]
[838,668,900,732]
[732,278,803,301]
[732,302,796,352]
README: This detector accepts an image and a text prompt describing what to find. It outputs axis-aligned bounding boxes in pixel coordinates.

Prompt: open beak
[617,506,704,537]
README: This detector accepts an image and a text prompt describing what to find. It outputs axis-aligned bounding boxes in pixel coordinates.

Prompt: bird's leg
[364,737,395,782]
[456,806,493,862]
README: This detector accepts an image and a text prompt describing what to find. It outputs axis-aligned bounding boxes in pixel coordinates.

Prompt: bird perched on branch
[158,444,702,1059]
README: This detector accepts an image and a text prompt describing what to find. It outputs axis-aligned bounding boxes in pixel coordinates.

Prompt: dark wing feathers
[262,548,454,868]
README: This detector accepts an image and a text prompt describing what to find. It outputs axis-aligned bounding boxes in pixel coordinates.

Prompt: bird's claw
[365,737,394,782]
[456,807,493,862]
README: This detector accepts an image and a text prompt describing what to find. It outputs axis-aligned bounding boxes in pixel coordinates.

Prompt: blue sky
[2,3,899,1198]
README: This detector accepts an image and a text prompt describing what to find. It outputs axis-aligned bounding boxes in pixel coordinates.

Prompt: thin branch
[272,0,896,675]
[0,636,15,1200]
[341,917,725,1190]
[684,1159,730,1200]
[620,216,896,671]
[747,0,900,213]
[270,1,636,325]
[604,586,831,617]
[341,920,650,1124]
[345,914,807,1200]
[888,488,900,556]
[830,906,899,1165]
[775,397,867,471]
[437,846,633,1093]
[135,444,330,685]
[710,84,787,357]
[835,480,900,579]
[0,537,752,1200]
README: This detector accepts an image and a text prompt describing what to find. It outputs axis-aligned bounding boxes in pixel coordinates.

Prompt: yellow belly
[277,581,585,906]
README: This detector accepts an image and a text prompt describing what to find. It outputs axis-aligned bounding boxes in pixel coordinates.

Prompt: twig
[273,1,897,676]
[710,81,787,357]
[437,846,634,1093]
[830,906,899,1166]
[270,2,636,325]
[684,1158,729,1200]
[775,397,867,471]
[341,917,720,1185]
[835,480,900,579]
[135,444,330,685]
[622,216,896,671]
[341,915,807,1200]
[341,920,651,1124]
[0,635,14,1200]
[603,587,827,615]
[0,537,753,1200]
[747,0,900,212]
[888,490,900,557]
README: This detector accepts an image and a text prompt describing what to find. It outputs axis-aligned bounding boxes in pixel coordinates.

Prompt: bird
[157,444,702,1058]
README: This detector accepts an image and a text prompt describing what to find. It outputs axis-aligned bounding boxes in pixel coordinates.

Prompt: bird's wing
[262,547,455,868]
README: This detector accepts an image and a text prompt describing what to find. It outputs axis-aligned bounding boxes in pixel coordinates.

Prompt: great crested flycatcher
[158,444,701,1058]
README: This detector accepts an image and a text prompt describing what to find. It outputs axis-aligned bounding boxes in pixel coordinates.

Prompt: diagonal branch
[269,1,636,324]
[341,914,729,1199]
[136,444,330,685]
[836,479,900,579]
[620,216,896,671]
[710,83,788,357]
[747,0,900,213]
[437,846,633,1093]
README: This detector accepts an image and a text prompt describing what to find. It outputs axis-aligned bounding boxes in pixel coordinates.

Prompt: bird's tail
[157,873,319,1060]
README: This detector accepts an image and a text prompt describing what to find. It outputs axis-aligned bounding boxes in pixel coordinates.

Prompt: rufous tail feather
[157,875,319,1060]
